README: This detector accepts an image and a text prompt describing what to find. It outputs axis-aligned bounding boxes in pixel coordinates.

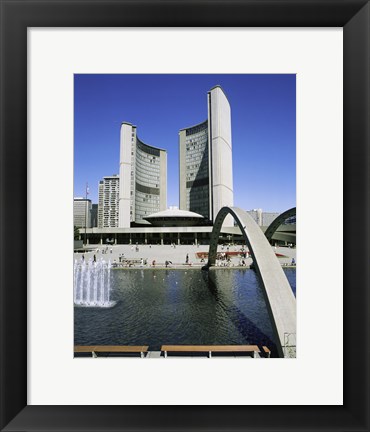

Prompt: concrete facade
[208,86,234,225]
[80,225,214,246]
[119,122,167,227]
[247,209,281,227]
[179,86,234,225]
[118,123,132,228]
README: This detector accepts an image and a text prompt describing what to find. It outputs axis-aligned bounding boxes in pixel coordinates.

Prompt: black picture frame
[1,1,369,431]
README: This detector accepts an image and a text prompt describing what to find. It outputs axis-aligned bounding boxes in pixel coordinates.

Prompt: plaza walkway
[74,243,296,269]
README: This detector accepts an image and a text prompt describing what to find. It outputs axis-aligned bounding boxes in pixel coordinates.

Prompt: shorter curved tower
[119,123,167,227]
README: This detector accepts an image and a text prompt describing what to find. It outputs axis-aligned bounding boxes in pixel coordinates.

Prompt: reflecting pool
[74,268,296,357]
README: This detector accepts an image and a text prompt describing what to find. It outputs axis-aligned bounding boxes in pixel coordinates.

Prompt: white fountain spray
[74,258,116,308]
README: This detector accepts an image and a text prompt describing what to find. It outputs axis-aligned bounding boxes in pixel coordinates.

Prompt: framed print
[1,0,369,431]
[29,28,340,406]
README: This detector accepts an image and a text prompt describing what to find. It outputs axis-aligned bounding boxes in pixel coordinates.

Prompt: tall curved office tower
[179,86,234,225]
[119,123,167,227]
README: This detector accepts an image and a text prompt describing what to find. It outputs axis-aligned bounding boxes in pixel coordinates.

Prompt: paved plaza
[74,243,296,269]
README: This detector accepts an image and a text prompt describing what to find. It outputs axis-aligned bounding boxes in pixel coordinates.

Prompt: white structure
[247,209,281,227]
[179,86,234,225]
[73,197,92,228]
[247,209,263,226]
[263,211,281,227]
[98,175,120,228]
[119,123,167,227]
[207,207,296,358]
[144,207,205,227]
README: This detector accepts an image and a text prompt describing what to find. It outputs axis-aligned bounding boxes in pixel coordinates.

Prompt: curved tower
[179,120,210,220]
[119,123,167,227]
[179,85,233,225]
[208,85,234,225]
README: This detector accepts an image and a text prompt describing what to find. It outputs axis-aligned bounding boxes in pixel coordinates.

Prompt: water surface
[74,268,296,357]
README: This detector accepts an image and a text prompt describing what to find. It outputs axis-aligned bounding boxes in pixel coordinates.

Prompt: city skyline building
[119,123,167,227]
[84,86,285,234]
[247,209,281,227]
[73,197,92,229]
[98,175,120,228]
[74,77,295,247]
[179,86,234,225]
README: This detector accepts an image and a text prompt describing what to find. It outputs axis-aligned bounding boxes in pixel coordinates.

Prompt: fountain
[74,258,116,307]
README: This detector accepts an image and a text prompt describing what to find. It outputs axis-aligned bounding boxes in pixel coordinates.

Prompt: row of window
[185,122,208,136]
[136,165,160,176]
[136,153,160,164]
[186,148,208,161]
[186,136,207,147]
[135,165,160,177]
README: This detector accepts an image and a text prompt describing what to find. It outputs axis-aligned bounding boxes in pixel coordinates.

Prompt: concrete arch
[265,207,296,243]
[206,207,296,357]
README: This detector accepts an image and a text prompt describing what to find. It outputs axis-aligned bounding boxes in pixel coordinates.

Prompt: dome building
[144,207,205,227]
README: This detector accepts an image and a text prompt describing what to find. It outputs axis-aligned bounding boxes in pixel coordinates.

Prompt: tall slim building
[91,204,98,228]
[98,175,120,228]
[73,197,92,228]
[119,123,167,227]
[179,86,234,224]
[98,181,104,228]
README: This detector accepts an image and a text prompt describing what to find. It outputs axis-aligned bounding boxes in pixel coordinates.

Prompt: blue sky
[74,74,295,213]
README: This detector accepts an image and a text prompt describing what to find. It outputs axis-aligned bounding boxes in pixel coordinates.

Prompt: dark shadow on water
[203,270,279,357]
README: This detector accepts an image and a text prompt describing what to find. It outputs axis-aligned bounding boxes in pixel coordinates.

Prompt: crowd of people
[77,242,295,269]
